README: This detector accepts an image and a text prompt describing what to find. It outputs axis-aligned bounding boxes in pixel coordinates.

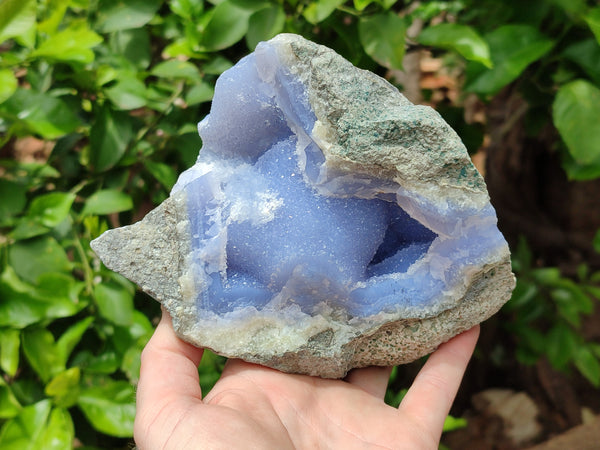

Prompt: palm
[134,313,479,450]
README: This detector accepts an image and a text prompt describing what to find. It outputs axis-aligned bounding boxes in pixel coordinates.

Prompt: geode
[91,34,515,378]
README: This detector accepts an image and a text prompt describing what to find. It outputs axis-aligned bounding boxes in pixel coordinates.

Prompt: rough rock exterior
[91,34,515,378]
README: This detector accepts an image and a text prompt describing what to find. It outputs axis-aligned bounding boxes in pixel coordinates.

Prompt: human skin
[134,310,479,449]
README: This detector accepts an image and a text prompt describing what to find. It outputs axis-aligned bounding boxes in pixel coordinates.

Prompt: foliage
[1,0,599,447]
[506,238,600,386]
[416,0,600,180]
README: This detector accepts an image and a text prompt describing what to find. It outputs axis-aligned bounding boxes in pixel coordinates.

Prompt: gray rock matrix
[92,34,515,378]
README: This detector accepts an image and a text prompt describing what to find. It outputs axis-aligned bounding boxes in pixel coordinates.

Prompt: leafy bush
[507,237,600,386]
[1,0,599,447]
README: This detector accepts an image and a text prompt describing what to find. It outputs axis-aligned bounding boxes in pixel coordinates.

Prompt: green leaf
[593,229,600,253]
[0,0,36,47]
[89,105,134,172]
[94,282,134,326]
[45,368,80,408]
[359,12,406,70]
[418,23,491,68]
[95,0,163,32]
[105,76,148,110]
[547,0,587,16]
[78,380,135,437]
[121,344,142,384]
[82,189,133,216]
[38,407,74,450]
[0,89,81,139]
[170,0,204,18]
[8,236,72,284]
[553,80,600,171]
[466,25,555,96]
[546,323,578,370]
[186,81,214,105]
[0,268,84,328]
[31,23,103,65]
[586,7,600,45]
[246,4,285,50]
[56,317,94,365]
[151,60,202,81]
[200,1,253,51]
[563,39,600,85]
[0,69,18,104]
[0,400,52,450]
[109,28,151,70]
[22,328,63,383]
[442,415,468,433]
[145,160,177,190]
[551,288,582,326]
[303,0,345,25]
[27,192,76,228]
[0,329,20,377]
[354,0,375,12]
[574,346,600,387]
[0,179,27,225]
[0,378,21,419]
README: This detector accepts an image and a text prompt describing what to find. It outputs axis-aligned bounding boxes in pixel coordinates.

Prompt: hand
[134,310,479,449]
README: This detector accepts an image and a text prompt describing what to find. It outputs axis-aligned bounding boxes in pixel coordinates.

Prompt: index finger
[398,325,479,437]
[136,309,205,407]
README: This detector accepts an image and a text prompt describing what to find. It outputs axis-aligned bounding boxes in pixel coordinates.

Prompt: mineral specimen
[91,34,515,378]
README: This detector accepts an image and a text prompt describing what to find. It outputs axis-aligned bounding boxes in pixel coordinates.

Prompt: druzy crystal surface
[91,34,515,378]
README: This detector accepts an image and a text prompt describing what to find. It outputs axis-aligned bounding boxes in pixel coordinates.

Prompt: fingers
[344,365,393,399]
[136,309,205,409]
[399,325,480,437]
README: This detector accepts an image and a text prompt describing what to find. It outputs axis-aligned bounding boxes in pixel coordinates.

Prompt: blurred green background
[1,0,599,448]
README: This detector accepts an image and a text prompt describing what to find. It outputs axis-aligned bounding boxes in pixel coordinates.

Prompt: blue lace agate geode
[91,34,515,378]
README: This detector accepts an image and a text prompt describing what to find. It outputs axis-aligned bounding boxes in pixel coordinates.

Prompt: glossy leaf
[145,160,177,190]
[553,80,600,174]
[27,192,76,228]
[200,1,252,51]
[82,189,133,216]
[0,89,81,139]
[22,328,63,383]
[563,39,600,85]
[89,105,134,172]
[0,328,20,376]
[8,236,72,284]
[0,268,84,328]
[56,317,94,364]
[45,368,81,408]
[0,0,36,47]
[586,7,600,45]
[31,24,103,65]
[94,282,134,326]
[95,0,163,32]
[0,69,18,103]
[105,76,148,110]
[467,25,555,95]
[0,399,51,449]
[109,28,151,69]
[359,12,406,70]
[418,23,491,67]
[574,346,600,387]
[0,179,27,224]
[186,81,214,105]
[151,60,202,81]
[303,0,345,25]
[0,378,21,419]
[246,4,286,50]
[546,323,578,370]
[78,380,136,437]
[38,407,74,450]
